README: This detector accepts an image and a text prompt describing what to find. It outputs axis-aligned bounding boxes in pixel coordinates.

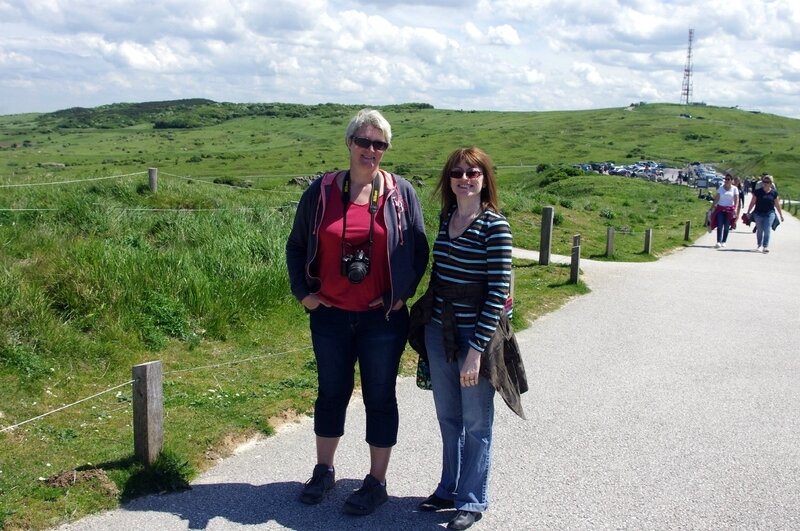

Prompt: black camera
[341,249,370,284]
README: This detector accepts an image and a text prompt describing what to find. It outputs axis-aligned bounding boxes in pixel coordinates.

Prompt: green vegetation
[0,100,797,529]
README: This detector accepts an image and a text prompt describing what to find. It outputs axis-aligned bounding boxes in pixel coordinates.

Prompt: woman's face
[348,124,387,173]
[723,177,732,189]
[762,178,773,190]
[449,159,485,202]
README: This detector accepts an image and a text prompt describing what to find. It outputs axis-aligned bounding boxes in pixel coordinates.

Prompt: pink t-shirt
[316,183,389,311]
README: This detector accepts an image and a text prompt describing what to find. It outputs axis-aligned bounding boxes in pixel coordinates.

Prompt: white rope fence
[0,346,311,434]
[0,172,146,188]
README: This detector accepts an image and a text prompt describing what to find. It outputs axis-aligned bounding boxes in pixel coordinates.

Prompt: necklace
[449,206,482,236]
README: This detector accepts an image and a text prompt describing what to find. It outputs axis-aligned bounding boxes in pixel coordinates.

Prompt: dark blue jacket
[286,170,429,317]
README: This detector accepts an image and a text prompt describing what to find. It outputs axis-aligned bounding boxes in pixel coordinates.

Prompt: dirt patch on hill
[46,469,120,497]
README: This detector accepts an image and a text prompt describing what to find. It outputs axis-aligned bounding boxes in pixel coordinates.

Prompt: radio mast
[680,29,694,105]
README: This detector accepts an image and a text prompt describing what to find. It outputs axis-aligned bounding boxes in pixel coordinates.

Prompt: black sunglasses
[351,136,389,151]
[449,168,483,179]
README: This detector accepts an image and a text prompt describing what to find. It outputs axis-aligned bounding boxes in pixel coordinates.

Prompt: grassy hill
[2,100,798,195]
[0,101,797,529]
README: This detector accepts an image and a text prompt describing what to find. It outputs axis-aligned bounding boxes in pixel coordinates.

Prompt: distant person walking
[285,108,429,515]
[733,176,745,218]
[745,174,784,253]
[708,174,739,248]
[754,173,778,193]
[408,147,527,530]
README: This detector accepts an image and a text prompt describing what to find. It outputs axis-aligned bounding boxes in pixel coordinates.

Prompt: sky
[1,0,799,119]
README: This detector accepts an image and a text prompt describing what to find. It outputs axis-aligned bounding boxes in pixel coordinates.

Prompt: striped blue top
[431,207,512,353]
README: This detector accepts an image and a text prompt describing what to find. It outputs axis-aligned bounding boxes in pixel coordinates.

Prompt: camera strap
[340,171,381,258]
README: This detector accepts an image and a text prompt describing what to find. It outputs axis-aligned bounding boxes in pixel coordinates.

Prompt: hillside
[2,100,797,197]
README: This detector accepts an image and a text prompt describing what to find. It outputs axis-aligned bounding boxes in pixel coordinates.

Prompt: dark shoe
[299,464,335,504]
[343,474,388,515]
[418,493,455,512]
[447,510,482,530]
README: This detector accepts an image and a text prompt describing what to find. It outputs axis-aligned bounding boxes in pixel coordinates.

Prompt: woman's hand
[301,294,329,311]
[460,348,482,387]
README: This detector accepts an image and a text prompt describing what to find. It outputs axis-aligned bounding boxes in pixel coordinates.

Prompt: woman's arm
[774,195,785,221]
[469,215,512,353]
[746,193,756,213]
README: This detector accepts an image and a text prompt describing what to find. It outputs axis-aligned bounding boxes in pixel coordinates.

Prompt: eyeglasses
[351,136,389,151]
[724,177,732,181]
[762,179,772,184]
[449,168,483,179]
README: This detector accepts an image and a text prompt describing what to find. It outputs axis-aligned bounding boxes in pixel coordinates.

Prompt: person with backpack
[286,109,429,515]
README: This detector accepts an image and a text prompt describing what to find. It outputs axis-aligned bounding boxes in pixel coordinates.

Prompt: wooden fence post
[644,228,653,254]
[606,227,615,257]
[148,167,158,193]
[684,221,691,241]
[539,206,554,265]
[570,245,581,284]
[133,361,164,466]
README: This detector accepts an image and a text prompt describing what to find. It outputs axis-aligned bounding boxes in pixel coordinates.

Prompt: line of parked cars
[575,160,666,181]
[690,162,725,187]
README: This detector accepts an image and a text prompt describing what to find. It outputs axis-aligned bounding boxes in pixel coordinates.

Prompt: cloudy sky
[1,0,798,118]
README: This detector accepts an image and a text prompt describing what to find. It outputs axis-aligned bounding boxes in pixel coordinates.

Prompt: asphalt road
[57,210,800,530]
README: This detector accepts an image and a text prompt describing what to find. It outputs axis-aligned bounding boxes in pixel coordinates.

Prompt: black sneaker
[299,464,335,504]
[447,510,482,530]
[343,474,388,515]
[418,493,455,512]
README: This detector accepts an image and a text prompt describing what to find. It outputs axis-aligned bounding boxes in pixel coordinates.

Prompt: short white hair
[345,109,392,147]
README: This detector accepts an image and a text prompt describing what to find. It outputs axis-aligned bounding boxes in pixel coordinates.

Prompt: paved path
[58,213,800,530]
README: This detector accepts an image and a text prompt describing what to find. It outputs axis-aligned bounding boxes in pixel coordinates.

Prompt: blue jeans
[425,322,495,513]
[309,305,408,447]
[715,209,731,243]
[754,210,776,248]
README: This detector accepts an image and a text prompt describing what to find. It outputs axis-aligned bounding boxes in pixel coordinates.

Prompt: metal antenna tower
[680,29,694,105]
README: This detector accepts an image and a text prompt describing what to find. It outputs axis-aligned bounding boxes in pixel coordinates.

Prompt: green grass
[0,100,798,529]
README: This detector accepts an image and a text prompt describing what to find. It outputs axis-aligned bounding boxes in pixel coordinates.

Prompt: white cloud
[0,0,798,118]
[487,24,521,46]
[572,62,604,86]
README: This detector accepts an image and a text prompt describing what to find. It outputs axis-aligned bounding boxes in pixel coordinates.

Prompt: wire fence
[0,167,308,212]
[0,171,146,188]
[0,166,314,437]
[0,346,311,434]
